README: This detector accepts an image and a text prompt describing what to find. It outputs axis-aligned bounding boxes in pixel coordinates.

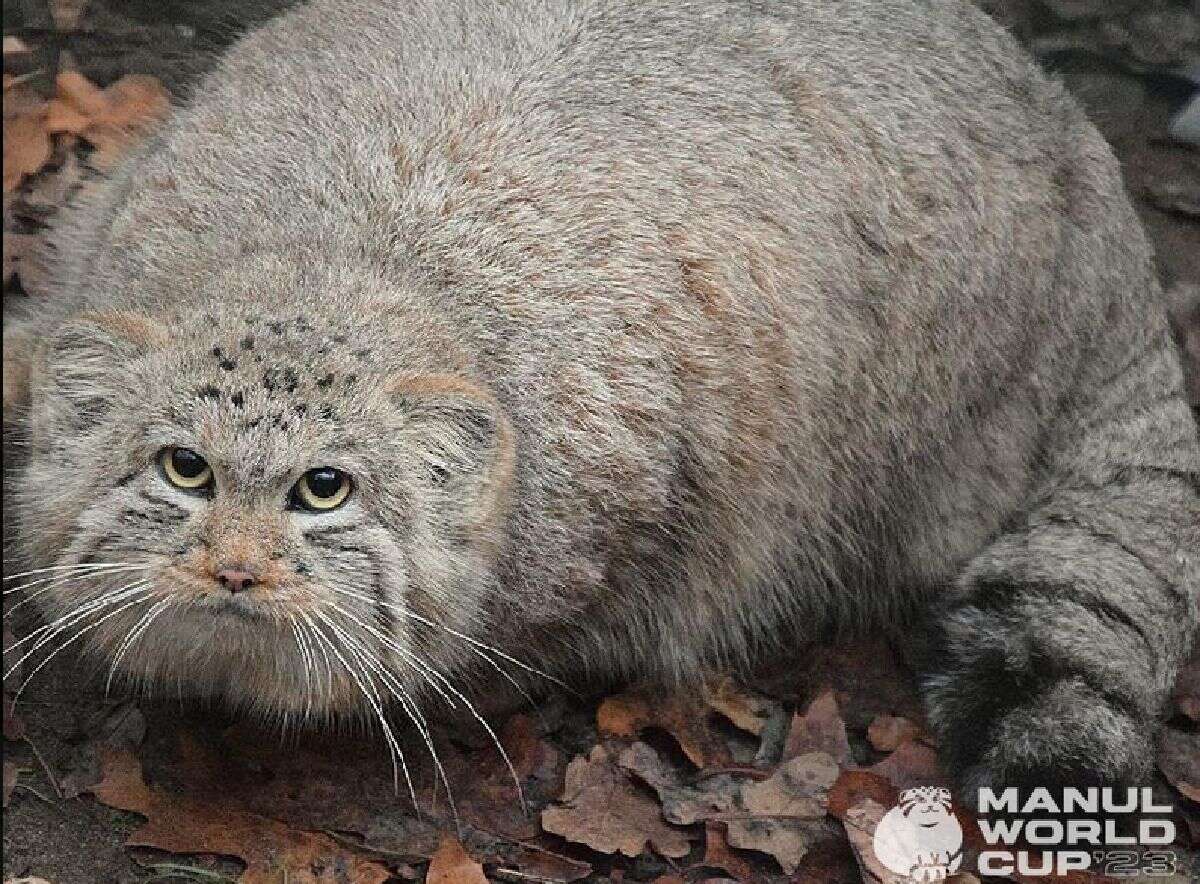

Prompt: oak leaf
[541,745,692,859]
[87,747,391,884]
[597,690,730,767]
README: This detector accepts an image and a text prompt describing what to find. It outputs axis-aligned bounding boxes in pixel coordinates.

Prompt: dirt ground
[2,2,1199,883]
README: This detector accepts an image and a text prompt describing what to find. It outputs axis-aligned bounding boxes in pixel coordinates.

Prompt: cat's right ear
[32,310,168,434]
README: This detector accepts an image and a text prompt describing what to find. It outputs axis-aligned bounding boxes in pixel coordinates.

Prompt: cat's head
[10,299,515,720]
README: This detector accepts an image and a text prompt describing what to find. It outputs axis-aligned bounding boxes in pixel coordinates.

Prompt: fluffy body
[5,0,1198,791]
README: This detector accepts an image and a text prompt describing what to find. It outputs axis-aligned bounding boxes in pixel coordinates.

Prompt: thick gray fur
[4,0,1198,793]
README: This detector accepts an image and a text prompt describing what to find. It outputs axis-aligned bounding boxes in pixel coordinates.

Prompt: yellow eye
[159,447,213,491]
[292,468,352,511]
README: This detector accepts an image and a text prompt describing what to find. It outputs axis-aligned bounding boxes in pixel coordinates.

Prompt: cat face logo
[873,786,964,882]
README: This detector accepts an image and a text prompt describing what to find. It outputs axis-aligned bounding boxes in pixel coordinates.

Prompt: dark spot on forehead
[262,367,297,393]
[344,373,358,387]
[332,333,347,344]
[243,416,262,430]
[219,358,237,371]
[211,345,223,358]
[294,403,308,417]
[230,391,245,408]
[355,349,371,360]
[316,373,334,389]
[267,320,284,335]
[240,335,255,350]
[320,404,339,421]
[196,384,221,400]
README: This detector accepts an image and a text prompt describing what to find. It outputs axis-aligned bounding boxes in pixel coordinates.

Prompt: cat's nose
[215,566,258,593]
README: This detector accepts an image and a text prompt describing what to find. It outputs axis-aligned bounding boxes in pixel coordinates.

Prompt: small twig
[490,869,568,884]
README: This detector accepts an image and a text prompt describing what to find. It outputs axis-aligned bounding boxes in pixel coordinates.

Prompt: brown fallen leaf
[597,689,730,767]
[698,821,756,881]
[703,676,778,737]
[721,752,840,874]
[45,70,170,169]
[3,88,51,193]
[541,745,692,859]
[842,797,917,884]
[867,716,922,753]
[869,739,949,792]
[426,836,488,884]
[740,751,839,818]
[88,747,391,884]
[783,689,853,767]
[618,741,742,825]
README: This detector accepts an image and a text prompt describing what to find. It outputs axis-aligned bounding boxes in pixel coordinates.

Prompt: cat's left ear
[387,374,516,534]
[33,310,168,435]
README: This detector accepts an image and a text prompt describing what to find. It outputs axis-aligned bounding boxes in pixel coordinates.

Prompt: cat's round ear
[387,374,516,535]
[33,310,168,435]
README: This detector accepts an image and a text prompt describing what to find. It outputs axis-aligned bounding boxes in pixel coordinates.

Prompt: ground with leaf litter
[3,2,1200,883]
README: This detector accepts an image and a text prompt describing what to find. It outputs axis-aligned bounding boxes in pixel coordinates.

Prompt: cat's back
[75,0,1087,322]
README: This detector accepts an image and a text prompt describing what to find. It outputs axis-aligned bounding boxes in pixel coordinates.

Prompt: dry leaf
[842,797,912,884]
[88,747,391,884]
[783,689,852,767]
[541,745,692,859]
[426,836,488,884]
[869,740,949,792]
[699,822,756,880]
[4,878,54,884]
[45,71,170,169]
[722,753,840,873]
[3,103,51,193]
[724,815,834,875]
[867,716,922,753]
[703,676,778,737]
[597,689,730,767]
[740,751,839,818]
[618,741,741,825]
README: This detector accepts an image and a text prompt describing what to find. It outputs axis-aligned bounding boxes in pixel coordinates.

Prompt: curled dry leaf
[541,745,692,859]
[597,689,731,768]
[426,836,488,884]
[87,747,391,884]
[618,741,741,825]
[703,676,779,737]
[783,689,853,767]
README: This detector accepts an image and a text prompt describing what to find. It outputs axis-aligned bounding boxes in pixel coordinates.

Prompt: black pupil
[172,448,207,479]
[307,469,342,499]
